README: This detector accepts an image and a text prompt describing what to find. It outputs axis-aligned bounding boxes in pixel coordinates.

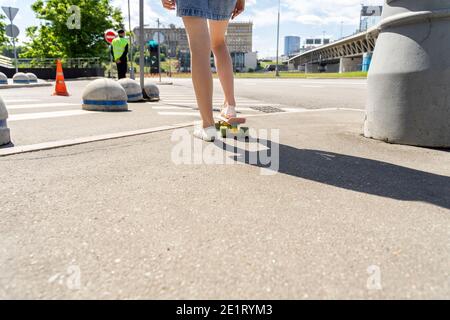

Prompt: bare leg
[182,17,214,128]
[209,19,236,107]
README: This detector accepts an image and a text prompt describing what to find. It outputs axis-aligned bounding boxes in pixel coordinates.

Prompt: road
[2,78,364,149]
[177,77,367,110]
[0,78,449,299]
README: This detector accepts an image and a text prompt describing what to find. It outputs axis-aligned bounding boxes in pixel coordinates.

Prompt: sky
[0,0,383,58]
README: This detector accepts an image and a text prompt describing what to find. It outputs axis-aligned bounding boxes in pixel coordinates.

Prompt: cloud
[237,0,383,27]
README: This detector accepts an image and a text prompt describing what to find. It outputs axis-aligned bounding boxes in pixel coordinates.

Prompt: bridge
[287,27,379,73]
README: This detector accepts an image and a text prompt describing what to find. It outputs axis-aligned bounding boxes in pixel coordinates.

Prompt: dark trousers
[117,61,128,79]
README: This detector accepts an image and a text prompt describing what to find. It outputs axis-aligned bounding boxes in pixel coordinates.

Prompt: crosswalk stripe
[4,99,41,103]
[151,106,191,110]
[7,103,80,110]
[9,110,91,121]
[157,111,200,117]
[161,101,263,105]
[157,111,254,118]
[164,102,279,107]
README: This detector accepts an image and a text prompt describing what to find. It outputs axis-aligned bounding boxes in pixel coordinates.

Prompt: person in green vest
[111,29,129,79]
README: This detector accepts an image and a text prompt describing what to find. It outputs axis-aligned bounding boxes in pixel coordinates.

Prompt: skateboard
[215,117,250,139]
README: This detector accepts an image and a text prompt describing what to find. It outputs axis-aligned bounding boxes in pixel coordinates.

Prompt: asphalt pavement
[0,78,448,299]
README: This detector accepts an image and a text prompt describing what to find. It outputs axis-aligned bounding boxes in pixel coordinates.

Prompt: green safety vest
[112,37,128,60]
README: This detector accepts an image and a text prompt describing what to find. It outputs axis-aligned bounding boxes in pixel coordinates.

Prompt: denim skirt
[176,0,237,20]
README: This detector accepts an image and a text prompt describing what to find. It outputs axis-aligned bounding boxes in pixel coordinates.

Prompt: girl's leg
[208,19,236,108]
[182,17,214,128]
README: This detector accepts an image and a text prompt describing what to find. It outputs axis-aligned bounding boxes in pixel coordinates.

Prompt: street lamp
[139,0,145,88]
[157,18,162,83]
[128,0,135,79]
[275,0,281,77]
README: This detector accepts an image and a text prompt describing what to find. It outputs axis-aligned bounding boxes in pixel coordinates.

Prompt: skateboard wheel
[215,123,221,130]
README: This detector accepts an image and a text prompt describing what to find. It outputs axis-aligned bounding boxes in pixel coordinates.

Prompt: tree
[0,14,9,50]
[22,0,123,59]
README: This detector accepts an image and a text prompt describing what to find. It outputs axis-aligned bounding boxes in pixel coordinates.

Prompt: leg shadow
[215,138,450,210]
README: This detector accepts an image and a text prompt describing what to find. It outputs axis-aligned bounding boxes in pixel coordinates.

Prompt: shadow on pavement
[216,139,450,210]
[0,142,14,149]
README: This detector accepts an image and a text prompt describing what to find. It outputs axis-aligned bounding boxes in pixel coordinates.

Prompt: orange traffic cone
[53,59,69,96]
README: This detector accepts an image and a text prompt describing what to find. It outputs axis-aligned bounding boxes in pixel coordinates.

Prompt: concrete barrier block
[364,0,450,147]
[26,73,38,83]
[142,81,160,102]
[0,97,11,146]
[13,73,30,84]
[0,72,8,85]
[118,78,143,102]
[82,78,128,112]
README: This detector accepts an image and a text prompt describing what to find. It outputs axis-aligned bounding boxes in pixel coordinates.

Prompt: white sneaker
[220,103,237,119]
[193,126,217,142]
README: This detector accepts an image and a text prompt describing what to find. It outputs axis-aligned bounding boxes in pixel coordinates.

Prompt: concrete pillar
[305,63,311,73]
[364,0,450,147]
[339,57,362,73]
[362,53,373,72]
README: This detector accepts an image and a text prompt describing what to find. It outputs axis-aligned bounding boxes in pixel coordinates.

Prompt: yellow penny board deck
[215,117,249,139]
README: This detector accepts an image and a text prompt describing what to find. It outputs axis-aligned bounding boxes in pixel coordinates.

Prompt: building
[284,36,301,56]
[303,37,332,51]
[360,5,383,31]
[133,22,254,71]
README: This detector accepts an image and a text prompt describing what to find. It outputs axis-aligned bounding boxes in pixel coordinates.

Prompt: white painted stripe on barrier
[9,110,91,121]
[7,103,80,110]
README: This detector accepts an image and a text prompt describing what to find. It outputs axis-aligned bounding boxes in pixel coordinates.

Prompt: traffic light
[148,40,159,74]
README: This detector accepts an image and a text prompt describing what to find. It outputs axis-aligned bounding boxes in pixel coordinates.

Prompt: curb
[0,83,53,90]
[0,122,195,157]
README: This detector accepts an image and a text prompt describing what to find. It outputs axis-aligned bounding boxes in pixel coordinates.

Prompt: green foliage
[0,14,9,49]
[1,45,24,58]
[22,0,124,59]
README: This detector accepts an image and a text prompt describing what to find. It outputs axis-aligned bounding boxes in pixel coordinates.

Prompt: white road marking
[0,108,364,157]
[164,102,279,107]
[151,106,191,110]
[7,103,80,110]
[282,107,364,113]
[4,99,41,103]
[9,110,91,121]
[161,99,258,103]
[158,111,201,117]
